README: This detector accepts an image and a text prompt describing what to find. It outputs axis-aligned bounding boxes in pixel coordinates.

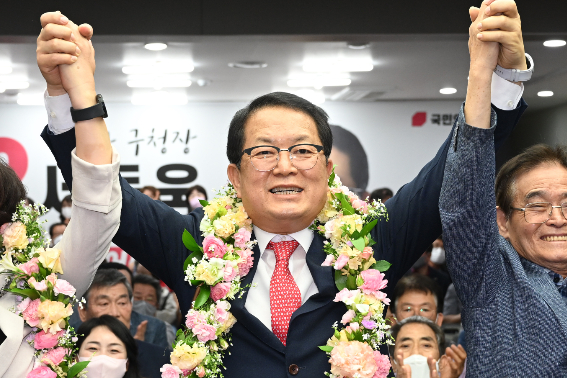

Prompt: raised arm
[440,0,525,306]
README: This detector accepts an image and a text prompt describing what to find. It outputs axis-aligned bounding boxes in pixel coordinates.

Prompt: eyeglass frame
[510,201,568,224]
[241,143,324,172]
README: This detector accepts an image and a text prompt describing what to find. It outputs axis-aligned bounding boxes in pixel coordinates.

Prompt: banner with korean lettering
[0,100,461,230]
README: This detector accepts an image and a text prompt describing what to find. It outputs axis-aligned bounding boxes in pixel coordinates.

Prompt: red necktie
[268,240,301,345]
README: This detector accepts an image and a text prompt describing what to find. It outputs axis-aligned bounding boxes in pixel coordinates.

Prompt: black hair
[391,275,441,313]
[99,261,134,284]
[76,315,142,378]
[49,222,67,239]
[132,274,162,305]
[0,158,27,225]
[226,92,333,168]
[369,188,393,203]
[83,269,132,307]
[330,125,369,191]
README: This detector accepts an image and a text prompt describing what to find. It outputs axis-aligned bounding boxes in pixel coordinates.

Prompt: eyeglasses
[241,143,324,172]
[511,202,567,224]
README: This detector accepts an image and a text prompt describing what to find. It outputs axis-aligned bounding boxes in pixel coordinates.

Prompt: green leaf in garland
[182,230,203,254]
[346,274,357,290]
[183,250,204,272]
[367,237,376,248]
[335,193,355,216]
[328,165,336,187]
[9,288,40,300]
[67,360,90,378]
[194,285,210,309]
[199,199,209,207]
[371,260,392,272]
[190,279,203,286]
[189,372,199,378]
[319,345,334,352]
[334,270,347,291]
[359,219,378,238]
[351,237,365,252]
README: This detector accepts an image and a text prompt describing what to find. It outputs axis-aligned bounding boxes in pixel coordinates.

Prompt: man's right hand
[134,320,148,341]
[37,11,94,97]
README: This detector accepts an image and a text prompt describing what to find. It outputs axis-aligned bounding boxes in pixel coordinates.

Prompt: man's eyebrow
[94,294,110,301]
[420,336,435,342]
[525,190,567,201]
[255,135,312,145]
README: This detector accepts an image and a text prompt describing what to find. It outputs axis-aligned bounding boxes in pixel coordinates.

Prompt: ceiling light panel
[287,77,351,88]
[144,43,168,51]
[122,63,194,75]
[127,79,192,88]
[543,40,566,47]
[131,91,188,106]
[0,66,12,74]
[439,87,457,95]
[0,81,30,90]
[537,91,554,97]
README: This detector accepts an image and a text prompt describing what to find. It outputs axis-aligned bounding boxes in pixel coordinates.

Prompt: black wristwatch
[70,94,108,123]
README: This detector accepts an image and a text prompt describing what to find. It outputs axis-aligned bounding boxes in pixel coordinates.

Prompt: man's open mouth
[270,187,303,195]
[541,235,567,242]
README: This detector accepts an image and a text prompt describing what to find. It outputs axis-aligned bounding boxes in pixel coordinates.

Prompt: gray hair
[388,316,445,358]
[83,268,133,307]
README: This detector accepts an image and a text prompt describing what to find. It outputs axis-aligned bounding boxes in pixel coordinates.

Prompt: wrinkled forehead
[395,323,438,345]
[514,162,567,202]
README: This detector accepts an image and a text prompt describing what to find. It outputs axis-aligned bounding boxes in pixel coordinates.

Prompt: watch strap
[493,53,534,82]
[70,94,108,123]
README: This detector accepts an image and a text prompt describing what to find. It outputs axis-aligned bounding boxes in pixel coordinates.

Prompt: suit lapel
[290,233,336,322]
[230,234,285,353]
[521,257,567,333]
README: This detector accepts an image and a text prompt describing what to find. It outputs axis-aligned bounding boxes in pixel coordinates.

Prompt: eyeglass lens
[523,202,567,223]
[249,145,320,171]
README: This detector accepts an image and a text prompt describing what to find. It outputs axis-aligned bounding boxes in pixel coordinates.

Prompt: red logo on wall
[0,138,28,179]
[412,112,427,127]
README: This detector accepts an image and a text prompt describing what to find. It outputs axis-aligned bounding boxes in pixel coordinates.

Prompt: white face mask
[79,355,127,378]
[430,247,446,265]
[394,354,439,378]
[61,206,73,219]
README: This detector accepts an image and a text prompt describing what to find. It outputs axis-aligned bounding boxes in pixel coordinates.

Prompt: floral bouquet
[160,184,255,378]
[0,201,88,378]
[312,170,393,378]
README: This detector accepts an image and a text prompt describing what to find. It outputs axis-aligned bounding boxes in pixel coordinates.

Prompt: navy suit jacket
[440,105,566,377]
[41,101,526,378]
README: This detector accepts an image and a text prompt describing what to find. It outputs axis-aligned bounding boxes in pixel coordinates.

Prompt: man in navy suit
[36,2,529,376]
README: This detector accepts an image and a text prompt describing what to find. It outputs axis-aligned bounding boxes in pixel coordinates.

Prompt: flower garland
[0,201,88,378]
[162,170,392,378]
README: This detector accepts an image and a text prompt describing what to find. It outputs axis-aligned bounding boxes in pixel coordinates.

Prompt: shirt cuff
[490,72,524,111]
[44,90,75,135]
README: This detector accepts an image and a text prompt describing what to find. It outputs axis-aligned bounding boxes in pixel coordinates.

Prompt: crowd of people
[0,1,565,378]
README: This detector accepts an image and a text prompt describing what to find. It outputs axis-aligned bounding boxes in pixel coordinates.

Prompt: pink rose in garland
[185,309,206,329]
[210,282,231,301]
[18,257,39,275]
[236,248,254,276]
[329,341,378,378]
[34,330,65,350]
[160,364,183,378]
[202,235,227,259]
[372,351,391,378]
[359,269,388,295]
[54,279,76,296]
[27,366,57,378]
[193,323,217,342]
[233,227,251,249]
[2,221,29,250]
[41,347,69,366]
[22,298,42,327]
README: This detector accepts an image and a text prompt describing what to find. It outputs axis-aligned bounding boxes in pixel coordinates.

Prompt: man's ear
[496,206,511,240]
[227,164,242,198]
[436,312,444,327]
[326,158,334,176]
[78,305,88,322]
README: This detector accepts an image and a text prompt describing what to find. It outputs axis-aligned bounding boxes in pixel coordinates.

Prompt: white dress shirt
[244,226,319,331]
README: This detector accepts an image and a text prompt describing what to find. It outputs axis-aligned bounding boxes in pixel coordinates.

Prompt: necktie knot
[267,240,299,264]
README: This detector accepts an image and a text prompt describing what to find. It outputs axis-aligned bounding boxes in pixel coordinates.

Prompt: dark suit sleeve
[374,100,527,294]
[41,127,200,305]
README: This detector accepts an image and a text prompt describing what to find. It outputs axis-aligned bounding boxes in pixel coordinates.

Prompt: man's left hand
[470,0,526,70]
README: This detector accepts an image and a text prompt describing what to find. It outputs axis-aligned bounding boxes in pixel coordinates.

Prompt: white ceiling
[0,34,565,110]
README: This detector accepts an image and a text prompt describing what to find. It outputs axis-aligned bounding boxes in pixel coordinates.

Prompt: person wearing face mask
[388,316,460,378]
[411,244,452,310]
[49,222,67,247]
[77,315,142,378]
[185,185,208,213]
[60,195,73,225]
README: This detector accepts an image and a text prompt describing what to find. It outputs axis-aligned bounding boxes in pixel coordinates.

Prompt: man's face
[79,284,132,329]
[395,290,440,324]
[228,106,333,234]
[498,163,567,275]
[391,323,440,365]
[133,283,158,307]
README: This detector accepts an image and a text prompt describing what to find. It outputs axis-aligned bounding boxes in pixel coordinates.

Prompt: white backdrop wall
[0,100,462,225]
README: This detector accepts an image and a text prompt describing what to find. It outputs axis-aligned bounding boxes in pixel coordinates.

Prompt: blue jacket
[440,106,566,377]
[41,102,525,378]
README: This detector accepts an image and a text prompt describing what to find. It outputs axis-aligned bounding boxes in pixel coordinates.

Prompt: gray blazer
[0,148,122,378]
[439,109,567,377]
